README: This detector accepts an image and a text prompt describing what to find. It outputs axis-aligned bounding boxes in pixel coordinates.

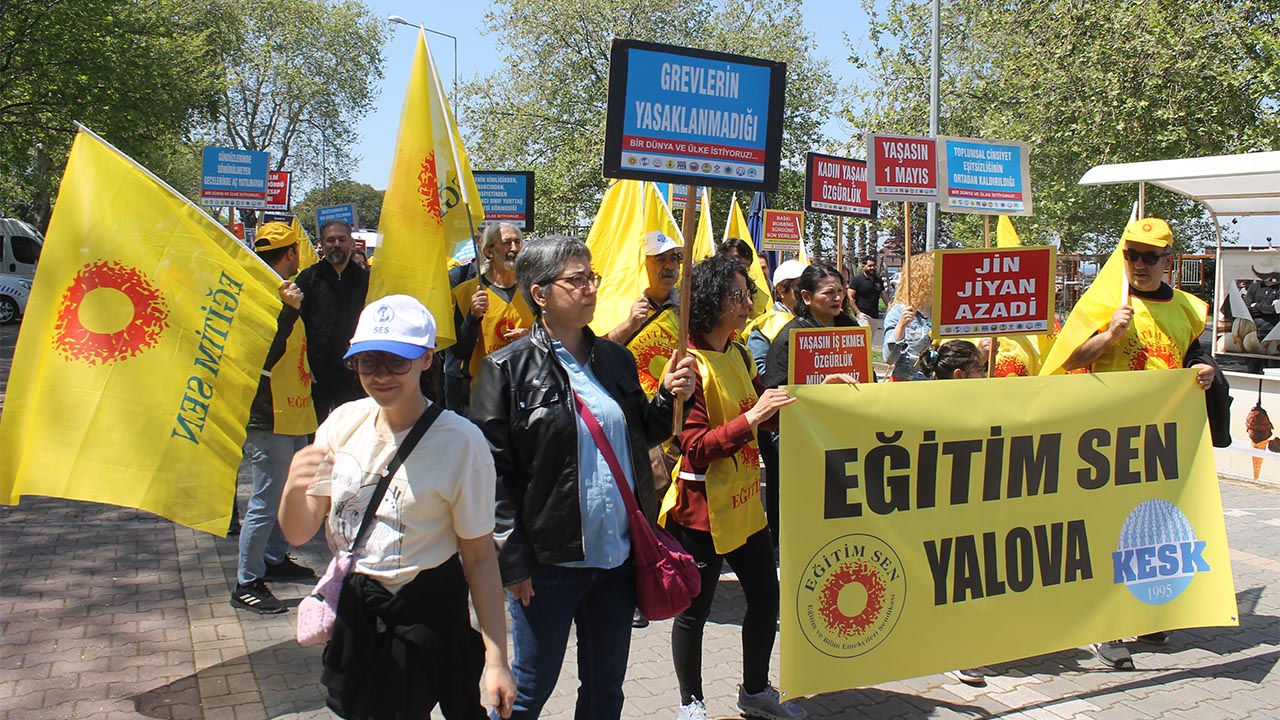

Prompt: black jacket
[470,322,681,584]
[296,260,369,382]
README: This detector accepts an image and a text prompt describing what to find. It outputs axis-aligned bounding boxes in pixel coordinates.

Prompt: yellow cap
[254,222,297,253]
[1121,217,1173,248]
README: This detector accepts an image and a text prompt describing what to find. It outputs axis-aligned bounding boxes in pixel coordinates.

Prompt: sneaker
[678,698,708,720]
[1090,640,1134,669]
[231,581,286,615]
[737,684,807,719]
[633,609,650,629]
[949,668,987,687]
[264,555,316,582]
[1135,631,1169,645]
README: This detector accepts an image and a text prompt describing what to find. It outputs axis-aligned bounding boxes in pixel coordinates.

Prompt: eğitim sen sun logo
[797,534,906,658]
[1111,499,1210,605]
[53,260,169,365]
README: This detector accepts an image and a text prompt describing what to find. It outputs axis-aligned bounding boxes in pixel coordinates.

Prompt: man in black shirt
[295,219,369,422]
[848,255,891,345]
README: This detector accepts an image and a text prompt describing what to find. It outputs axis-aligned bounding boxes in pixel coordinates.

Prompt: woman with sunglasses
[663,255,807,720]
[279,295,515,719]
[469,236,697,720]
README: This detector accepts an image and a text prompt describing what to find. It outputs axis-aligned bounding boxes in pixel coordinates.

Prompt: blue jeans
[237,430,307,585]
[502,561,635,720]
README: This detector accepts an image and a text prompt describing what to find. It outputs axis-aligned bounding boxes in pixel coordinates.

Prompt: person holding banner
[452,223,535,415]
[469,236,696,720]
[662,255,807,720]
[882,252,935,381]
[231,222,317,615]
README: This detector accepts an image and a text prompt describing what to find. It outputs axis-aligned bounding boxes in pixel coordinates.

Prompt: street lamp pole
[387,14,458,98]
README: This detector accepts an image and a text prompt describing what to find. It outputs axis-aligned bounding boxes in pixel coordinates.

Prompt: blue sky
[351,1,1274,244]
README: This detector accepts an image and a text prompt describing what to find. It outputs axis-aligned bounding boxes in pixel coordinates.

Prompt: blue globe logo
[1112,499,1208,606]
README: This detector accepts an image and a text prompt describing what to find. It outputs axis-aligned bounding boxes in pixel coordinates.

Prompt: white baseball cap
[772,259,806,287]
[644,230,682,256]
[344,294,436,359]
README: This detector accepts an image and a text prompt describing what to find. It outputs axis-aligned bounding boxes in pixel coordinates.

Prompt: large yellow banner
[778,370,1238,698]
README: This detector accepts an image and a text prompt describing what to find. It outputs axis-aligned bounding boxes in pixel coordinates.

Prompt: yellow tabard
[270,324,318,435]
[453,278,535,376]
[1092,291,1208,373]
[626,307,680,399]
[993,335,1039,377]
[745,308,794,345]
[661,342,766,554]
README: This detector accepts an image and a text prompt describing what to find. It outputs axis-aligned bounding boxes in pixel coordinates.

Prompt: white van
[0,218,44,278]
[0,273,31,324]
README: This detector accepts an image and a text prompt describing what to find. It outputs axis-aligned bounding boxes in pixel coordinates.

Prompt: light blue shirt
[883,303,932,380]
[552,341,634,569]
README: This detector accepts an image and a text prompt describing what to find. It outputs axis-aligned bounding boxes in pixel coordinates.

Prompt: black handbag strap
[350,402,444,553]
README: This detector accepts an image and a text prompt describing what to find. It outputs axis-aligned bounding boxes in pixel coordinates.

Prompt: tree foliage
[458,0,838,232]
[0,0,223,228]
[845,0,1279,253]
[292,179,384,237]
[201,0,387,189]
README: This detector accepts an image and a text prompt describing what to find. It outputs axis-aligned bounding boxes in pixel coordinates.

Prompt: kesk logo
[53,260,169,365]
[797,533,906,658]
[1111,499,1210,605]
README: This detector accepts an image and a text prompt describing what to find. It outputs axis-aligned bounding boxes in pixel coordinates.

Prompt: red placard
[932,246,1056,337]
[866,133,939,202]
[762,209,804,251]
[787,327,872,384]
[804,152,875,217]
[266,171,291,211]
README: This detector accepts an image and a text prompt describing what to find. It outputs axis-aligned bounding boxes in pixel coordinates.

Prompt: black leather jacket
[470,322,682,584]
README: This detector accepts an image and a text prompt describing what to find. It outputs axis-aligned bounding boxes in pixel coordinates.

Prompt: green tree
[458,0,838,233]
[0,0,223,228]
[201,0,387,190]
[845,0,1279,253]
[292,180,383,237]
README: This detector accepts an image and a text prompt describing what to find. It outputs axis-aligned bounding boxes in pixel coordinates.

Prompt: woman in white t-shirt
[280,295,515,719]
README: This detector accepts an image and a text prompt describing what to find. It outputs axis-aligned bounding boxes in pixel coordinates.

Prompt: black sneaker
[632,609,649,628]
[264,555,316,582]
[231,581,286,614]
[1135,631,1169,645]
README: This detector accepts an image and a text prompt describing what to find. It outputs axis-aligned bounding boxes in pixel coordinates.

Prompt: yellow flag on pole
[996,215,1020,248]
[1039,244,1126,375]
[0,128,282,534]
[290,216,321,275]
[425,31,485,246]
[587,180,683,337]
[693,187,716,262]
[725,193,751,245]
[370,29,460,350]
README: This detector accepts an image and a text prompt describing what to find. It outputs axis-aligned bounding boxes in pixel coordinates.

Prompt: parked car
[0,272,31,324]
[0,218,44,278]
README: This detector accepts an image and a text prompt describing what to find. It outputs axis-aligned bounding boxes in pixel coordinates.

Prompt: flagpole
[903,202,912,303]
[673,183,698,435]
[836,217,844,276]
[423,28,479,240]
[72,123,277,276]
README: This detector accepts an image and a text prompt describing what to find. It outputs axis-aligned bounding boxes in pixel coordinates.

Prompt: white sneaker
[949,668,987,687]
[737,684,807,719]
[678,697,708,720]
[1090,639,1134,669]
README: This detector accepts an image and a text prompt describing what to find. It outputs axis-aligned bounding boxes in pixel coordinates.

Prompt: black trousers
[665,522,778,704]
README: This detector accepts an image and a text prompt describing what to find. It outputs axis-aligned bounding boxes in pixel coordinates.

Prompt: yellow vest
[1093,291,1208,373]
[270,323,318,435]
[661,341,766,554]
[452,277,535,376]
[745,308,794,345]
[626,307,680,399]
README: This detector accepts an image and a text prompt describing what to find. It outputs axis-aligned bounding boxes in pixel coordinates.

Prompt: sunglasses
[727,287,755,304]
[1123,248,1170,266]
[346,353,414,375]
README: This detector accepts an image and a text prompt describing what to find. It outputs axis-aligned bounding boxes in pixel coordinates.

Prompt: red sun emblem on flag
[818,559,887,638]
[298,337,312,386]
[417,153,443,220]
[52,261,169,365]
[632,340,670,396]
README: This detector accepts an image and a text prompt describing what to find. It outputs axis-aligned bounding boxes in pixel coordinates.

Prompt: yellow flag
[370,29,458,350]
[426,32,485,246]
[0,128,282,534]
[1039,244,1126,375]
[587,180,682,337]
[693,187,716,261]
[996,215,1021,248]
[290,216,321,275]
[724,193,751,245]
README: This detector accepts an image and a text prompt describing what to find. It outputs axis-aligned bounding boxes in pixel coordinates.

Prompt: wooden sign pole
[903,202,912,303]
[673,183,699,435]
[984,215,997,378]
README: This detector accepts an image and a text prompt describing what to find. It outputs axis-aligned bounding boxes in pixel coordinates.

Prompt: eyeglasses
[727,287,755,304]
[1123,248,1170,266]
[552,272,603,290]
[345,354,414,375]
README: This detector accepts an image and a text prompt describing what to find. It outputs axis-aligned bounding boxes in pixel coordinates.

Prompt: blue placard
[315,204,358,231]
[474,171,535,232]
[937,136,1033,216]
[200,146,269,208]
[604,40,786,193]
